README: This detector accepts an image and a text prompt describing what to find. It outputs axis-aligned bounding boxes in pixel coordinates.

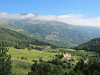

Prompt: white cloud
[0,12,36,19]
[0,12,100,27]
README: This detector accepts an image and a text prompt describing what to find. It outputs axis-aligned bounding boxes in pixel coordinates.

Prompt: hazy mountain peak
[20,13,37,16]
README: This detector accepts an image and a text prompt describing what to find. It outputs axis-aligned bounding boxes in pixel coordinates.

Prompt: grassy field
[7,47,96,75]
[8,47,57,62]
[7,47,57,75]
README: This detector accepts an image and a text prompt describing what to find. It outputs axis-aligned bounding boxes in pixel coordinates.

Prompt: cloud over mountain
[0,12,100,27]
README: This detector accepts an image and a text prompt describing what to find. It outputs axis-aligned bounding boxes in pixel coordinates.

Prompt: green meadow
[7,47,57,75]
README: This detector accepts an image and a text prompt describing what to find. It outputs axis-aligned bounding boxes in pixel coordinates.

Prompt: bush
[21,56,27,60]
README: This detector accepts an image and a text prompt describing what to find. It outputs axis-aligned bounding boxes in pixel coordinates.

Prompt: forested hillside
[0,18,94,47]
[0,28,53,48]
[73,37,100,52]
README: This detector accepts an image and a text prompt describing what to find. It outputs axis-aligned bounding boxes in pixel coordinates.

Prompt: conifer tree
[0,47,12,75]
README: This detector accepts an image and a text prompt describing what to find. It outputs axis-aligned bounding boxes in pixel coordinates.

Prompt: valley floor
[7,47,96,75]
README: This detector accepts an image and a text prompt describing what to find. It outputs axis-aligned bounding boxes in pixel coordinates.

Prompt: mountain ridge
[73,37,100,52]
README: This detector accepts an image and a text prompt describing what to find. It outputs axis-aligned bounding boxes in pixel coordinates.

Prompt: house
[63,53,71,58]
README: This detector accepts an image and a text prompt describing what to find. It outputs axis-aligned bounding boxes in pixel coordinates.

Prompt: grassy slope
[8,47,57,63]
[8,47,57,75]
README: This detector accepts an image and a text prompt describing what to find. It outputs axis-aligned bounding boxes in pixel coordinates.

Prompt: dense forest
[0,28,57,49]
[0,47,12,75]
[73,37,100,52]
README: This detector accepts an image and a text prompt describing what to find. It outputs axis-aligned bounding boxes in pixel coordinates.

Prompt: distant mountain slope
[0,28,52,48]
[0,19,91,47]
[73,37,100,52]
[75,26,100,38]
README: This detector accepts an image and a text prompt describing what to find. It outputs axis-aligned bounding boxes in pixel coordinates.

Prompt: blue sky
[0,0,100,18]
[1,0,100,27]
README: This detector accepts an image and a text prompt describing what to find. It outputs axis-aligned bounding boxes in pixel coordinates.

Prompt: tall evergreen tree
[97,48,100,57]
[0,47,12,75]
